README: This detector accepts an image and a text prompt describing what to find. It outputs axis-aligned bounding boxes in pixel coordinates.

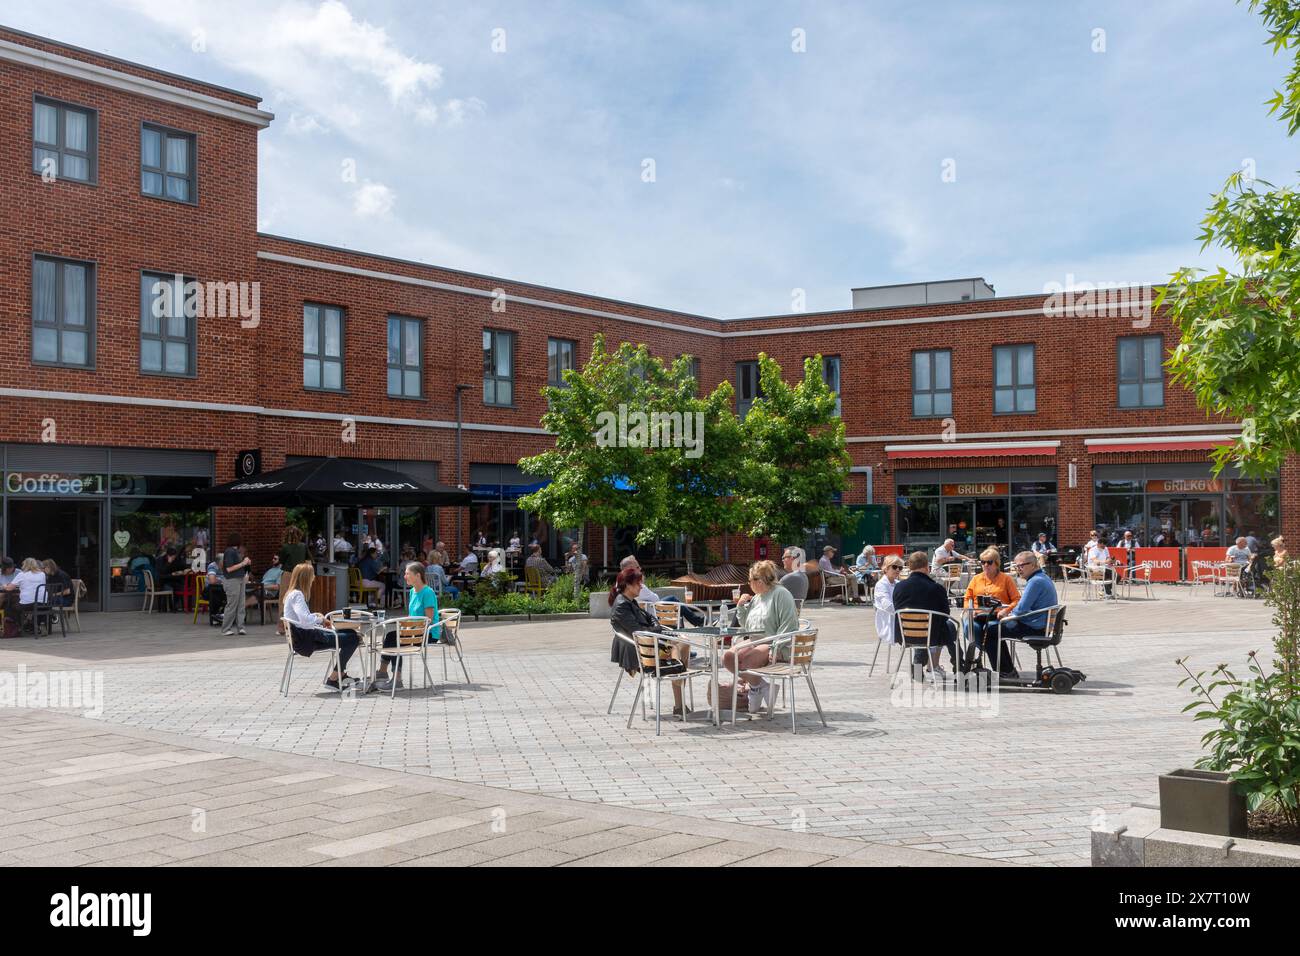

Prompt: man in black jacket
[891,551,958,678]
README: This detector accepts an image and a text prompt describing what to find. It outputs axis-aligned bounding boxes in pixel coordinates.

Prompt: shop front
[896,467,1058,555]
[469,464,575,564]
[1,444,214,611]
[1092,463,1279,549]
[283,456,442,564]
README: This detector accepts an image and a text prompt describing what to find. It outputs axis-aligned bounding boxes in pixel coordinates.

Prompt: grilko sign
[4,472,107,495]
[940,483,1010,497]
[1145,479,1223,494]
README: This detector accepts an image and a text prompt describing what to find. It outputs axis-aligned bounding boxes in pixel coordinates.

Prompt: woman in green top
[725,559,800,711]
[374,562,440,691]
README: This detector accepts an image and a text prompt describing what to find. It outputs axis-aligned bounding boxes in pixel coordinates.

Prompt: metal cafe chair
[372,616,438,699]
[32,583,68,638]
[893,608,959,686]
[281,616,361,699]
[739,627,827,733]
[624,629,708,736]
[435,608,470,684]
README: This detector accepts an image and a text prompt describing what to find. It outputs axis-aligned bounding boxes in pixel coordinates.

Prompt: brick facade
[0,29,1287,607]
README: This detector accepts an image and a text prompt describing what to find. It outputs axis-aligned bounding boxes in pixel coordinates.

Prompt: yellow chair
[192,573,210,624]
[523,564,546,597]
[348,566,381,606]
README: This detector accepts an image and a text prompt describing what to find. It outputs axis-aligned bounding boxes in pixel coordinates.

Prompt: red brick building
[0,28,1287,609]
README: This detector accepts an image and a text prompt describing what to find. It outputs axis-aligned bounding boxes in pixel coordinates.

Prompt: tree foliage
[733,354,851,543]
[1158,0,1300,476]
[518,338,850,573]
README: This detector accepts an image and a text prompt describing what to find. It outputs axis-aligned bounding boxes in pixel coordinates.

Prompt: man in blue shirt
[985,551,1057,675]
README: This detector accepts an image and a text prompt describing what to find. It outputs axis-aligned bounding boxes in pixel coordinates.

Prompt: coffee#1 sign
[4,472,106,495]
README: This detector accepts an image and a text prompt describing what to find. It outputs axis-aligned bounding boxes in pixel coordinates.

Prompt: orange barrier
[1134,547,1181,581]
[1184,547,1227,582]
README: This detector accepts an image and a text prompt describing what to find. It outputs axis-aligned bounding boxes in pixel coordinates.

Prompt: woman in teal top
[375,563,440,691]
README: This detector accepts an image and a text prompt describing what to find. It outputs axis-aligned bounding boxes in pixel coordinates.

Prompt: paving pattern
[0,585,1275,866]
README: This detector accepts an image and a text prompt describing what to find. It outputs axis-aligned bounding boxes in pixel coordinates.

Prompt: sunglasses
[981,559,998,565]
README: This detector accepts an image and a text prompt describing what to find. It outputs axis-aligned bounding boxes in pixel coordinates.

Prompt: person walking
[220,532,251,635]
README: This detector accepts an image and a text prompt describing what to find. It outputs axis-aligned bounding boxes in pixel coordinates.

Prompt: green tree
[1158,0,1300,476]
[634,354,744,572]
[735,354,851,545]
[518,336,665,597]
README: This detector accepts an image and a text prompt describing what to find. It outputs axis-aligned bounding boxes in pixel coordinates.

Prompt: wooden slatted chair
[375,615,437,698]
[629,629,707,735]
[892,608,956,684]
[741,627,827,733]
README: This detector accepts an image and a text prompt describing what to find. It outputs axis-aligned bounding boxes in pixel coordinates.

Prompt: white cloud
[442,97,486,126]
[286,113,328,135]
[352,180,395,218]
[116,0,446,135]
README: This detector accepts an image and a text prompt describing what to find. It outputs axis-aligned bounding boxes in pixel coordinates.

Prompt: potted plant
[1173,559,1300,841]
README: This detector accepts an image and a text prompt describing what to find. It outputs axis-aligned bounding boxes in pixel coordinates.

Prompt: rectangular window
[387,315,422,398]
[303,303,344,391]
[483,329,515,406]
[140,272,197,376]
[141,124,196,203]
[1117,335,1164,408]
[821,355,842,417]
[736,360,761,418]
[911,349,951,417]
[32,255,94,368]
[33,97,96,184]
[993,343,1035,414]
[547,337,575,388]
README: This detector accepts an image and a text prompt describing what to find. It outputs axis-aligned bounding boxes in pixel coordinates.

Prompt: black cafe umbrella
[192,458,470,508]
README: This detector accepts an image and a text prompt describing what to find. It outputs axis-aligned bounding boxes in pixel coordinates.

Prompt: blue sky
[5,0,1295,316]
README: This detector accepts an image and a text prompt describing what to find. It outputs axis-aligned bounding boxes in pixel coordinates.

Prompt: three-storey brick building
[0,27,1286,609]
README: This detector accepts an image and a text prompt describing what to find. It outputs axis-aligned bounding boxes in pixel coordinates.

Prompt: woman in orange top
[963,547,1020,608]
[962,547,1021,675]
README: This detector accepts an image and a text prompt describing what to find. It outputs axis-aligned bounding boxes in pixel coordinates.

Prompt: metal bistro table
[664,624,762,727]
[327,609,391,694]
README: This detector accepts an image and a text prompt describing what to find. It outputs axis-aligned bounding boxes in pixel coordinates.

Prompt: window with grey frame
[141,124,196,203]
[993,343,1035,414]
[736,360,761,418]
[387,315,422,398]
[911,349,951,417]
[32,255,93,368]
[484,329,515,406]
[1117,335,1164,408]
[140,272,197,376]
[821,355,842,416]
[682,355,702,393]
[304,303,344,391]
[33,97,95,183]
[547,337,575,388]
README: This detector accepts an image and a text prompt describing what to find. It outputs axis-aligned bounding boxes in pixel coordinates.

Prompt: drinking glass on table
[684,587,693,603]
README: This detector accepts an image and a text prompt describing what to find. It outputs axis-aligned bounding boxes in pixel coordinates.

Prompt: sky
[4,0,1296,317]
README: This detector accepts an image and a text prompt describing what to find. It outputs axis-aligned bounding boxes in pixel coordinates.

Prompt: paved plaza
[0,585,1275,866]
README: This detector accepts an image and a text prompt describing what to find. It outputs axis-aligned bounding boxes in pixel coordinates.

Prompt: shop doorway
[943,499,1010,555]
[1147,496,1222,547]
[5,498,101,608]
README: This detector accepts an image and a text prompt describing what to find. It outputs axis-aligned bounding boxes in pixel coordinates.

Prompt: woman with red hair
[608,567,691,716]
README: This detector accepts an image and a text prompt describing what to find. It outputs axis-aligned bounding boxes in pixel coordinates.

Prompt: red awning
[1084,437,1236,454]
[885,441,1059,459]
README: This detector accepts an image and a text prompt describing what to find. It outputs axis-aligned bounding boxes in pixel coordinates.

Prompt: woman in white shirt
[3,558,46,632]
[873,555,905,647]
[483,548,506,576]
[280,562,358,690]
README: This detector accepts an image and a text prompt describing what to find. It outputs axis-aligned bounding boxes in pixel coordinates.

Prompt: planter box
[589,593,611,619]
[1093,805,1300,867]
[1158,769,1247,837]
